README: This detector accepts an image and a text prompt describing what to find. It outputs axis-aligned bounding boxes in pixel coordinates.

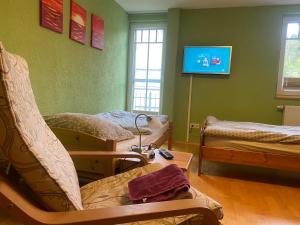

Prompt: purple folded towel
[128,164,190,203]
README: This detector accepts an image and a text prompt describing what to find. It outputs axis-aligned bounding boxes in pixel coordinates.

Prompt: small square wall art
[69,0,87,44]
[91,14,105,50]
[40,0,63,33]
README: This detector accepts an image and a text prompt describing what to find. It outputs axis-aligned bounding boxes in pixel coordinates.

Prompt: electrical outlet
[190,123,200,129]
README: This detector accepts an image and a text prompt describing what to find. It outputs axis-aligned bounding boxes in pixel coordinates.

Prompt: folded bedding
[128,164,190,203]
[204,116,300,144]
[97,111,168,135]
[44,111,169,141]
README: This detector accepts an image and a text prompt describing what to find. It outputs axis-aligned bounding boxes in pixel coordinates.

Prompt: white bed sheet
[116,121,169,152]
[205,136,300,155]
[204,116,300,144]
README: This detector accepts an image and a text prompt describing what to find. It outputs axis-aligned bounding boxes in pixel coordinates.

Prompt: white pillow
[44,113,135,141]
[148,117,163,129]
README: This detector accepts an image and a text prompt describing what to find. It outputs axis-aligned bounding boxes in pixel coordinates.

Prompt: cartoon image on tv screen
[211,57,221,65]
[183,47,232,74]
[196,55,221,68]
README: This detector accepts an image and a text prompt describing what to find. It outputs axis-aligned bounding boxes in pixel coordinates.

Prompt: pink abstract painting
[69,0,87,44]
[40,0,63,33]
[91,14,104,50]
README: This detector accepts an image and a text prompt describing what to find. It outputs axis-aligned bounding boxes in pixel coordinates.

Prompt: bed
[44,111,173,179]
[199,116,300,175]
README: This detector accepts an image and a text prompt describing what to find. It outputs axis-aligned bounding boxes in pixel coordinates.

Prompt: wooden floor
[1,143,300,224]
[172,142,300,225]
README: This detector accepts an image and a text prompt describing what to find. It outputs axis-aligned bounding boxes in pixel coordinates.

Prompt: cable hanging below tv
[182,46,232,75]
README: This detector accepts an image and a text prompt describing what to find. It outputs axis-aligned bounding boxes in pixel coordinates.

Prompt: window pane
[135,70,147,79]
[283,77,300,90]
[148,43,163,70]
[134,89,146,109]
[149,30,157,42]
[157,29,164,42]
[148,90,160,112]
[136,30,142,42]
[130,26,165,112]
[134,81,147,89]
[142,30,149,42]
[287,23,299,39]
[148,82,160,90]
[135,43,148,69]
[283,40,300,78]
[148,70,161,80]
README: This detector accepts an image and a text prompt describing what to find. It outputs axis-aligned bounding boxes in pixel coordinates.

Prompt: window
[277,16,300,98]
[127,24,166,113]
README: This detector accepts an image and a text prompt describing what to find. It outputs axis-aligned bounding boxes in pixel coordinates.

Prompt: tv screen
[182,46,232,74]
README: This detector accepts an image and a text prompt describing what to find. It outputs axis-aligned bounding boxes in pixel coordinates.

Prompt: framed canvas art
[69,0,87,44]
[40,0,63,33]
[91,14,104,50]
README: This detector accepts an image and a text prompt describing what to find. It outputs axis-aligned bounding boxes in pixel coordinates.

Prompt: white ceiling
[115,0,300,13]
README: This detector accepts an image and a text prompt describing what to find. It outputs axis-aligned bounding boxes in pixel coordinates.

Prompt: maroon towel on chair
[128,164,190,203]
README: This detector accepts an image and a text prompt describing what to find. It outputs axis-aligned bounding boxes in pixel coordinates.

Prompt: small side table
[149,150,193,176]
[117,150,193,177]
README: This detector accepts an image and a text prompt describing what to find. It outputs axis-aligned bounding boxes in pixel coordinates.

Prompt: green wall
[129,13,168,23]
[0,0,128,115]
[162,9,181,121]
[170,5,300,142]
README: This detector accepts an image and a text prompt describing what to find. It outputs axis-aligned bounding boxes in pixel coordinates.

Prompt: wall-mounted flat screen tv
[182,46,232,75]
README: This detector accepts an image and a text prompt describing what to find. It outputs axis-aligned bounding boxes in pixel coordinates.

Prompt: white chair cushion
[81,163,224,224]
[0,42,82,211]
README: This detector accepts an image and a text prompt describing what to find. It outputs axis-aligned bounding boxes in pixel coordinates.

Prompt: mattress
[204,136,300,155]
[116,121,169,152]
[204,116,300,144]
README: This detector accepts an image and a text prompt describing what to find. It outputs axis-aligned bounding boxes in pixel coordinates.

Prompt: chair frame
[0,150,219,225]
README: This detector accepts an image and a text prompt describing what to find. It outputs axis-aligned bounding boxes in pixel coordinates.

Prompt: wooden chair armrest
[68,150,148,166]
[47,200,218,225]
[0,180,218,225]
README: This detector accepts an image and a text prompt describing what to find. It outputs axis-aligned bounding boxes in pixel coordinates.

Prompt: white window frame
[127,23,167,114]
[277,15,300,99]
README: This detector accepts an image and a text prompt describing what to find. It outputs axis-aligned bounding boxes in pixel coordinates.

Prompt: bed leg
[198,133,205,176]
[198,146,203,176]
[105,140,117,176]
[168,122,173,150]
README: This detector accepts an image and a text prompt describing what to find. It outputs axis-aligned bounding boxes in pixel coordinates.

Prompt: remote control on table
[159,149,174,160]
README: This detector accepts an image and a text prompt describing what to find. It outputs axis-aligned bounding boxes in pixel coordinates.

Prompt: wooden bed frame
[49,122,173,178]
[51,122,173,151]
[199,128,300,176]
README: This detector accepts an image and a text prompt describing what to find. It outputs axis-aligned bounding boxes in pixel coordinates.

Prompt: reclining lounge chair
[0,42,223,225]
